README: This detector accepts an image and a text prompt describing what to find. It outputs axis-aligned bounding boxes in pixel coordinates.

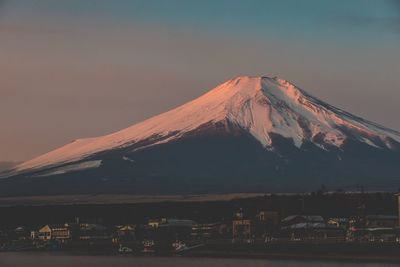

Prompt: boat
[118,244,133,254]
[142,239,155,253]
[172,240,203,253]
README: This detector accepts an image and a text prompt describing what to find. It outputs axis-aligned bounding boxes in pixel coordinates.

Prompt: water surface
[0,253,397,267]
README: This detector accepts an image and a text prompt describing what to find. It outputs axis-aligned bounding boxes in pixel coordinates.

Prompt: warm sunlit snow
[32,160,102,177]
[13,76,400,173]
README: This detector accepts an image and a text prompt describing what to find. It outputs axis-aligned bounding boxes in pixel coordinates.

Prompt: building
[349,228,398,242]
[148,218,167,228]
[347,212,398,242]
[13,226,29,240]
[117,224,136,238]
[115,224,136,242]
[162,219,196,228]
[232,219,253,240]
[30,230,38,240]
[254,211,280,237]
[365,215,398,228]
[257,211,279,224]
[281,215,325,228]
[143,218,196,241]
[38,224,72,241]
[327,218,349,229]
[157,219,196,240]
[279,215,346,240]
[79,223,109,240]
[191,222,222,239]
[232,208,253,240]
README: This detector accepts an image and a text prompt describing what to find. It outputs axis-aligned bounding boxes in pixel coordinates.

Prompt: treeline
[0,192,397,228]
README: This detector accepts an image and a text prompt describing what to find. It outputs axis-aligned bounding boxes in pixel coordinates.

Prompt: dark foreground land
[0,192,399,263]
[0,192,396,227]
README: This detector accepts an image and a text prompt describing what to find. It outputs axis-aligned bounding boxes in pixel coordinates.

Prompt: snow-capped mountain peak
[12,75,400,173]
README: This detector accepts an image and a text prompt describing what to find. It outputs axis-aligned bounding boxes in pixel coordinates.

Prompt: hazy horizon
[1,0,400,162]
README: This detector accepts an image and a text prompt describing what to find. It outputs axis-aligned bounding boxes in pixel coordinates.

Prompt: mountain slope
[1,76,400,195]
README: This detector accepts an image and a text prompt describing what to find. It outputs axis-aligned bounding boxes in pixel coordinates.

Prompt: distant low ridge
[1,76,400,196]
[0,162,19,173]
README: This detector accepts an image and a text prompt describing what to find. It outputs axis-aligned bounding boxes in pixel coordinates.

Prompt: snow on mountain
[33,160,102,177]
[12,76,400,174]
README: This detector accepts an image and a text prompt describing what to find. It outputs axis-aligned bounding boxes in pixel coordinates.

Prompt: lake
[0,253,398,267]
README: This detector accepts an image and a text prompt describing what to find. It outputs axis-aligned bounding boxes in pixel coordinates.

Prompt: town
[0,192,399,259]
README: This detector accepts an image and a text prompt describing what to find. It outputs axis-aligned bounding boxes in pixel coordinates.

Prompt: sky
[0,0,400,162]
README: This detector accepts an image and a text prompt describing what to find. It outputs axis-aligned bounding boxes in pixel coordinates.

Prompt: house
[148,218,167,228]
[38,224,72,241]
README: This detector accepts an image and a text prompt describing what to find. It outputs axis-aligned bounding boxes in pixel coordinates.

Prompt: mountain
[1,76,400,196]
